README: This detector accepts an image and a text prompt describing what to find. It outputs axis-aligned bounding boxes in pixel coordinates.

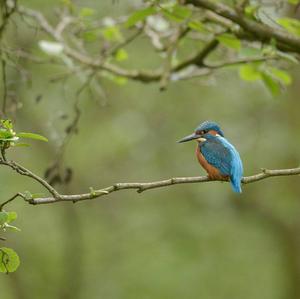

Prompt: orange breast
[195,145,227,180]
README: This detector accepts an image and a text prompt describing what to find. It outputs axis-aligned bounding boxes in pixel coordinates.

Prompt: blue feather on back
[199,134,243,193]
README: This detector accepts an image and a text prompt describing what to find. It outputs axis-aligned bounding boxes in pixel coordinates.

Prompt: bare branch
[0,156,299,206]
[27,167,300,205]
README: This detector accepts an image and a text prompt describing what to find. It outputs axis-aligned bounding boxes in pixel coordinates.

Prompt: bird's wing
[200,138,233,176]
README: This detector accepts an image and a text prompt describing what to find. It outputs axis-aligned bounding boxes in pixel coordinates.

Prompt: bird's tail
[230,176,242,193]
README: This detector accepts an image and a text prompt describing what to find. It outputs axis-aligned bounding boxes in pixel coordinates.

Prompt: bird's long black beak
[177,133,199,143]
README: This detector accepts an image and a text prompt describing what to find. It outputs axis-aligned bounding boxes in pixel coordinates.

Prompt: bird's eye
[196,130,207,135]
[196,130,208,135]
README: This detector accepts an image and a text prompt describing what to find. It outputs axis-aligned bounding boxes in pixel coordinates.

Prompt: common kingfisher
[178,121,243,193]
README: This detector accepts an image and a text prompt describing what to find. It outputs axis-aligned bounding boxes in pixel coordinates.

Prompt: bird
[178,121,243,193]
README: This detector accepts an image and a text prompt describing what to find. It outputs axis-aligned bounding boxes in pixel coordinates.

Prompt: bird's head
[177,121,224,143]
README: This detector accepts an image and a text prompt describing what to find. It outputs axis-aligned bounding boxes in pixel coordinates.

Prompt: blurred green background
[1,1,300,298]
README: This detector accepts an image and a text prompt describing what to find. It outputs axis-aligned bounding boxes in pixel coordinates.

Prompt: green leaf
[16,132,48,142]
[288,0,300,4]
[31,193,45,199]
[102,71,128,85]
[239,47,263,57]
[126,6,156,27]
[0,247,20,273]
[162,5,192,22]
[79,7,95,18]
[217,34,241,51]
[0,212,8,226]
[277,18,300,36]
[0,129,15,140]
[60,0,74,11]
[261,71,281,95]
[115,48,128,62]
[1,120,13,130]
[82,31,99,42]
[239,63,262,81]
[268,67,292,85]
[102,26,123,42]
[172,5,192,20]
[6,212,17,224]
[188,21,207,33]
[244,4,259,19]
[113,76,127,86]
[12,143,30,147]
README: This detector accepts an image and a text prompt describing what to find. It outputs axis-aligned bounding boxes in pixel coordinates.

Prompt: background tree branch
[186,0,300,53]
[14,1,295,90]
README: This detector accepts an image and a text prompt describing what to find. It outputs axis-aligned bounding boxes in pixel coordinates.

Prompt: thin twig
[1,58,7,116]
[160,27,190,90]
[106,28,143,57]
[0,0,17,39]
[0,192,24,211]
[44,74,91,186]
[204,55,278,69]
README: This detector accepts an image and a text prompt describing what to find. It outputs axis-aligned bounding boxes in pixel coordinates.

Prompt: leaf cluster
[0,120,48,157]
[0,210,20,273]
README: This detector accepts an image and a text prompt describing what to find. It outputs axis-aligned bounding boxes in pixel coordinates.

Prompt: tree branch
[160,27,190,90]
[0,157,299,206]
[0,0,17,39]
[174,38,219,71]
[15,2,296,89]
[204,55,278,69]
[186,0,300,53]
[14,5,223,84]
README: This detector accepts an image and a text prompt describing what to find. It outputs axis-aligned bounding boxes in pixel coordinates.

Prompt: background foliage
[1,0,300,298]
